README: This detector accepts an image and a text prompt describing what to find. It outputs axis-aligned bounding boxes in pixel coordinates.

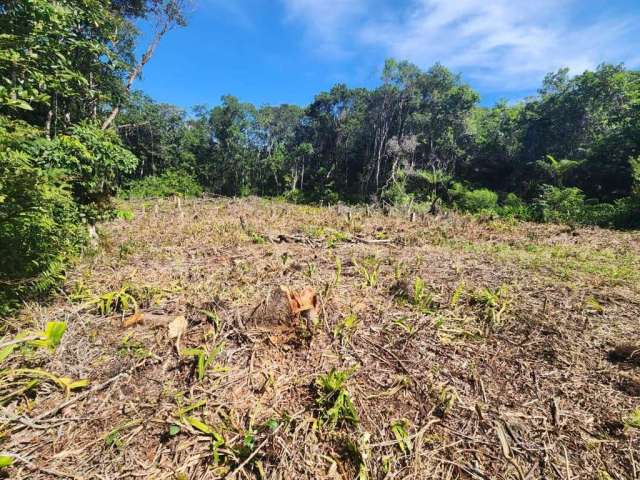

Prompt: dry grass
[1,196,640,479]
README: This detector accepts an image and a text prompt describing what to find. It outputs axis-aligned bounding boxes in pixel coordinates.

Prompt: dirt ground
[2,197,640,479]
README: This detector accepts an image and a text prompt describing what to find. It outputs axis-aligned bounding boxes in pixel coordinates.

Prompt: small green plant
[30,321,66,350]
[184,417,226,465]
[104,419,142,449]
[0,321,67,363]
[334,256,342,286]
[117,334,152,360]
[625,408,640,429]
[327,230,350,248]
[392,317,415,334]
[114,208,134,221]
[200,309,222,334]
[305,261,317,278]
[390,419,412,454]
[435,385,459,417]
[181,342,225,381]
[472,285,510,331]
[411,277,434,313]
[91,286,138,315]
[450,281,466,307]
[334,313,359,342]
[250,232,267,244]
[341,434,370,480]
[315,368,359,427]
[353,256,380,288]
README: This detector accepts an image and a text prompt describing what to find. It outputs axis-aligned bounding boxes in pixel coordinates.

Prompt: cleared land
[2,197,640,479]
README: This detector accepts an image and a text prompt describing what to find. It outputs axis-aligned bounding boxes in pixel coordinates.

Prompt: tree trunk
[45,110,53,140]
[102,22,170,130]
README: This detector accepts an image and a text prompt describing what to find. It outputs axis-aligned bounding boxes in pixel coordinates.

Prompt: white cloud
[282,0,640,91]
[281,0,368,55]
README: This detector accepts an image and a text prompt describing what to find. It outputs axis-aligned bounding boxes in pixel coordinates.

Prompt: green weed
[315,368,359,427]
[472,285,510,331]
[390,419,412,454]
[354,256,380,288]
[334,313,359,343]
[91,285,138,315]
[625,408,640,429]
[181,342,225,381]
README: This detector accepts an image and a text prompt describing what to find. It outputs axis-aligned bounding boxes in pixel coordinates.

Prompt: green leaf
[185,416,213,435]
[169,424,181,436]
[265,419,279,431]
[0,455,13,467]
[30,321,67,350]
[0,345,16,363]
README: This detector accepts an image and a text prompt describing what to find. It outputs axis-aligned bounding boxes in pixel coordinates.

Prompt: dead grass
[1,196,639,479]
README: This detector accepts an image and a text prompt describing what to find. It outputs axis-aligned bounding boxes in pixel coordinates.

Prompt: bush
[459,188,499,213]
[0,121,86,313]
[499,193,531,220]
[124,170,203,199]
[381,172,413,206]
[44,122,139,222]
[537,186,585,225]
[405,169,452,203]
[611,196,640,229]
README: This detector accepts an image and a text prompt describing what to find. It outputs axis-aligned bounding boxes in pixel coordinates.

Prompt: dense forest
[1,0,639,312]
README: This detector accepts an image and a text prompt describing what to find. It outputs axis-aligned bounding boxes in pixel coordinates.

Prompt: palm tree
[536,154,583,186]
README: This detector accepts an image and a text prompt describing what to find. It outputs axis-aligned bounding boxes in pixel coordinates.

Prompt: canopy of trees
[118,60,640,225]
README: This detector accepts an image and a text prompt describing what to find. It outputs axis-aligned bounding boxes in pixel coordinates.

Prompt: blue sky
[135,0,640,110]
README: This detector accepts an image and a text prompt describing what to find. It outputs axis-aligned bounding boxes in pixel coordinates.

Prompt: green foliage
[499,193,530,219]
[0,118,85,312]
[180,342,225,381]
[124,170,203,199]
[380,172,412,206]
[472,286,510,331]
[30,321,67,350]
[315,368,359,427]
[47,123,138,222]
[625,408,640,429]
[537,186,586,225]
[0,0,130,119]
[458,188,499,213]
[390,419,412,454]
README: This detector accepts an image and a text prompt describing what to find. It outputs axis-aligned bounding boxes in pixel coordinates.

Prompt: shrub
[405,169,452,204]
[537,186,585,225]
[0,121,85,313]
[611,196,640,229]
[44,122,139,222]
[499,193,531,220]
[381,172,412,206]
[460,188,499,213]
[124,170,203,199]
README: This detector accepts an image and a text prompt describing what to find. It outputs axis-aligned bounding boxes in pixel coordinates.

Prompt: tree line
[1,0,639,313]
[118,60,640,227]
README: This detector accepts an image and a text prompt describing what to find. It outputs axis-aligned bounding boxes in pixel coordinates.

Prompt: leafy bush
[459,188,499,213]
[124,170,203,199]
[499,193,531,220]
[0,120,85,313]
[611,196,640,229]
[44,123,139,222]
[405,169,452,204]
[381,172,412,206]
[537,186,585,225]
